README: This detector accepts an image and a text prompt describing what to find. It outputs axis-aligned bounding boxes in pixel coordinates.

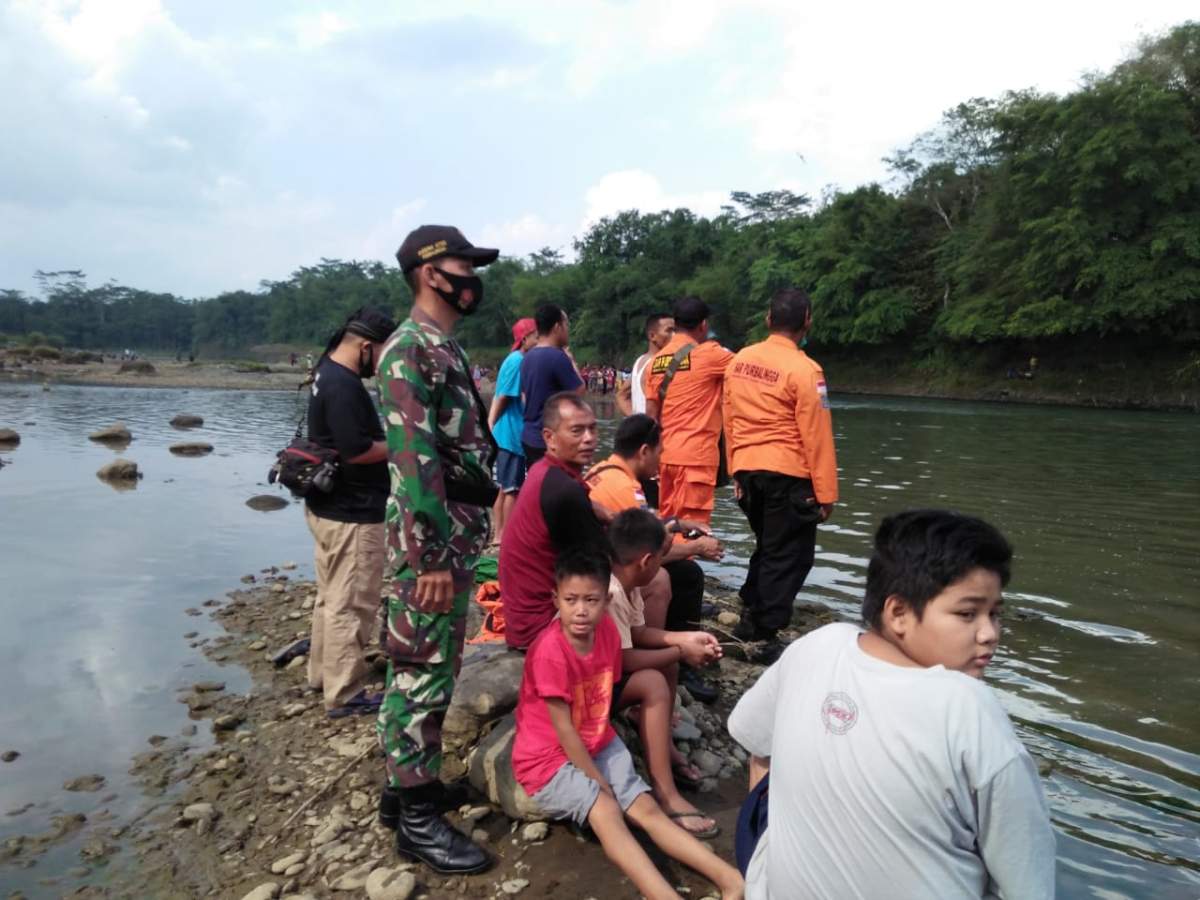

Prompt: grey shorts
[531,737,650,826]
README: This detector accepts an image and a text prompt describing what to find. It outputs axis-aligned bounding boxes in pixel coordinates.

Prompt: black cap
[672,296,711,329]
[344,307,398,342]
[396,225,499,273]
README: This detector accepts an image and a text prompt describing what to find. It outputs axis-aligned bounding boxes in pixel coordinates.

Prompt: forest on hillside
[2,24,1197,370]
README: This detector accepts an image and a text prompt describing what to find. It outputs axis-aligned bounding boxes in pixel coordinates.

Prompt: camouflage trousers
[376,578,471,788]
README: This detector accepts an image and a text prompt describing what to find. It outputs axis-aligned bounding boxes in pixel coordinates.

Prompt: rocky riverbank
[2,569,835,900]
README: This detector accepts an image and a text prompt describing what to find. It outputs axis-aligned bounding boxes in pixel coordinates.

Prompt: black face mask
[431,267,484,316]
[358,343,376,379]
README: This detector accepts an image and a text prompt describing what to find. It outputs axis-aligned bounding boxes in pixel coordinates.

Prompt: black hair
[608,508,667,566]
[613,414,661,458]
[672,296,710,330]
[862,509,1013,630]
[645,312,671,338]
[555,546,612,588]
[543,391,591,431]
[769,288,812,333]
[535,303,567,336]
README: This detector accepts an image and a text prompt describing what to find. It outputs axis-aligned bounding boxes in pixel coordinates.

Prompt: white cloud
[582,169,727,229]
[357,200,428,263]
[290,10,351,50]
[477,214,570,256]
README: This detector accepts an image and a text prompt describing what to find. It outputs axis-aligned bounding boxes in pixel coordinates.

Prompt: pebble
[182,803,215,821]
[461,805,490,825]
[330,860,375,890]
[311,817,349,847]
[471,828,489,845]
[690,749,723,777]
[240,884,280,900]
[717,611,740,627]
[282,702,308,719]
[286,655,307,670]
[270,851,307,874]
[365,866,416,900]
[248,640,268,651]
[501,879,530,894]
[193,681,226,693]
[268,778,301,796]
[520,822,548,842]
[1,751,18,763]
[281,561,297,570]
[271,583,286,594]
[214,714,244,732]
[672,721,703,742]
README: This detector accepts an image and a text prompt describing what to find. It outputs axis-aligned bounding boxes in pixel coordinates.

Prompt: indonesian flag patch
[817,379,830,409]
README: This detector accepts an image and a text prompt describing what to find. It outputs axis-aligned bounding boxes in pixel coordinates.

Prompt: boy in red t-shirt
[512,549,743,900]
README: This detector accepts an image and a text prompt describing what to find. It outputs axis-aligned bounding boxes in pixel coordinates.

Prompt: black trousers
[663,559,704,630]
[736,471,823,634]
[522,443,546,466]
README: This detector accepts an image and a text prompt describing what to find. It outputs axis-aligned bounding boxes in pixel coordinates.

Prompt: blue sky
[1,0,1194,298]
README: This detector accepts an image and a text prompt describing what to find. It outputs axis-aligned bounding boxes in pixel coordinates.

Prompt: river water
[0,384,1197,898]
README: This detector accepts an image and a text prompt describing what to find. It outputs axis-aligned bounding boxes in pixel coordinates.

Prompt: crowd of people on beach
[291,223,1056,899]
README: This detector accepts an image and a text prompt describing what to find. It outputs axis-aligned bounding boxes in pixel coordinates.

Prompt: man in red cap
[487,316,538,543]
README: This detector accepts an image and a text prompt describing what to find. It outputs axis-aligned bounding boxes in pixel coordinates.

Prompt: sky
[1,0,1194,298]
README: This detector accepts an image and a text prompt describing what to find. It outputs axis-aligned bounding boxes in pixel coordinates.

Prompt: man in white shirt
[618,312,675,417]
[728,508,1056,900]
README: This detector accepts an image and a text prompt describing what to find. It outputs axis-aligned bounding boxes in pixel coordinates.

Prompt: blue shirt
[493,349,525,455]
[520,346,583,448]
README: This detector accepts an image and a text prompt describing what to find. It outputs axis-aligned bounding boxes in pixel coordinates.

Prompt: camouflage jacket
[378,307,496,583]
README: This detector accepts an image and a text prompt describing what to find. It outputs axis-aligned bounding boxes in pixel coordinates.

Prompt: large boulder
[97,459,140,482]
[170,414,204,428]
[441,643,525,780]
[467,713,546,821]
[0,428,19,446]
[246,494,289,511]
[169,442,213,456]
[89,423,132,444]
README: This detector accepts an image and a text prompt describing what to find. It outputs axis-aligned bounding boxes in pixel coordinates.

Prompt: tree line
[2,24,1196,368]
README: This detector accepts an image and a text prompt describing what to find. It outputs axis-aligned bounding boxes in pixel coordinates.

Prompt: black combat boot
[379,781,469,829]
[393,782,491,874]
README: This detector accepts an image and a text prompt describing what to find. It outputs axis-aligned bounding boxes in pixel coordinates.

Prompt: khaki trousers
[305,508,385,709]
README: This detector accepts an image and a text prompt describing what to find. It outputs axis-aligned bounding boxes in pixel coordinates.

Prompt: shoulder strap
[657,342,697,405]
[584,463,623,484]
[447,340,499,461]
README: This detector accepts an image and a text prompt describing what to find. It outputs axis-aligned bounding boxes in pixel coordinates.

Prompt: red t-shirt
[512,616,622,796]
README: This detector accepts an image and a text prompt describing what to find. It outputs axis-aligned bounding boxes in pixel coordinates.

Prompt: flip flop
[667,811,720,839]
[671,762,704,791]
[327,690,382,719]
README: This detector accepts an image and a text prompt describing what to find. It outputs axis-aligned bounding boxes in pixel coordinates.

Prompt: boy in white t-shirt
[728,509,1055,900]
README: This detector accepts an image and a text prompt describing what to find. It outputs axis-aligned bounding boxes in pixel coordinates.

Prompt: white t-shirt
[606,574,645,650]
[728,623,1055,900]
[630,353,652,414]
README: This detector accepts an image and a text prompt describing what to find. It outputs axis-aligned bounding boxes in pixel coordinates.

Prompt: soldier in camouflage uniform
[375,225,500,874]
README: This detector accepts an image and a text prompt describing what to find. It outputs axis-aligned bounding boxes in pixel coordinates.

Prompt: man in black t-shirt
[305,307,397,718]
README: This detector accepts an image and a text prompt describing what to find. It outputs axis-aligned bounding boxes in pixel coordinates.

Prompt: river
[0,384,1197,898]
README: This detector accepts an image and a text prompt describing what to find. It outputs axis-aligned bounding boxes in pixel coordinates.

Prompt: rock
[717,611,740,627]
[471,828,489,845]
[247,494,289,512]
[281,702,307,718]
[213,714,243,732]
[170,414,204,428]
[249,640,268,651]
[443,644,526,777]
[89,422,132,443]
[169,441,213,456]
[96,459,139,482]
[0,429,19,446]
[690,749,723,778]
[193,681,226,693]
[1,751,18,763]
[239,884,280,900]
[521,822,548,842]
[281,561,297,570]
[286,655,307,670]
[467,714,546,822]
[182,803,215,821]
[267,777,300,796]
[63,774,106,792]
[311,816,349,847]
[330,860,375,890]
[365,867,416,900]
[672,721,703,742]
[270,850,307,874]
[271,583,286,594]
[501,879,530,894]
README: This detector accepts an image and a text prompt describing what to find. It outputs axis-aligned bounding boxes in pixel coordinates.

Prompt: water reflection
[0,386,1198,897]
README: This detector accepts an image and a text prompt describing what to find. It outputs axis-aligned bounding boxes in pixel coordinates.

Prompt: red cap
[511,317,536,350]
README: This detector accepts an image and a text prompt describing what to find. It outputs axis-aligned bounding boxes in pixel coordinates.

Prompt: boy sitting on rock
[606,508,723,837]
[512,548,744,900]
[728,509,1055,899]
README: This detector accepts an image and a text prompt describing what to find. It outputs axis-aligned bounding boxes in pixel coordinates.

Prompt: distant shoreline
[2,357,1194,413]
